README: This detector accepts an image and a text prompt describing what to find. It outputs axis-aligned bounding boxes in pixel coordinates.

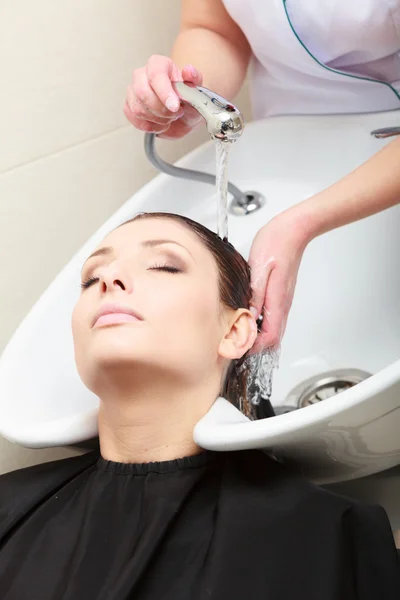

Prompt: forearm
[285,136,400,243]
[171,28,250,100]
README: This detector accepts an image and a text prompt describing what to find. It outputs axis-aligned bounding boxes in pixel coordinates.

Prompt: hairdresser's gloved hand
[124,55,204,139]
[248,213,308,352]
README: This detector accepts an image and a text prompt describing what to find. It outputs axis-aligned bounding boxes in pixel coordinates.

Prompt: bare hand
[124,55,204,139]
[248,213,308,352]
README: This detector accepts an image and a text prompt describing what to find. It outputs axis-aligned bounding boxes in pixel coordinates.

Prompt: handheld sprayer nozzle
[173,81,244,142]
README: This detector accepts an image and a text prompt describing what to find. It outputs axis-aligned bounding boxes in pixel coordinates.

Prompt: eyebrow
[83,239,193,267]
[84,246,113,264]
[141,239,193,258]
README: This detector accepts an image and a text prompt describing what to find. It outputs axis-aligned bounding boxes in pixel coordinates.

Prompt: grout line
[0,124,133,177]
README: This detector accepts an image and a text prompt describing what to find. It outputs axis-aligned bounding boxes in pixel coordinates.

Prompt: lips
[92,303,143,328]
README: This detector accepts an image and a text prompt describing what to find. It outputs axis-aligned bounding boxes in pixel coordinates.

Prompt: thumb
[181,64,203,86]
[249,258,274,319]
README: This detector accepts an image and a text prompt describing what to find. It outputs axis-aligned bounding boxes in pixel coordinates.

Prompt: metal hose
[144,133,248,206]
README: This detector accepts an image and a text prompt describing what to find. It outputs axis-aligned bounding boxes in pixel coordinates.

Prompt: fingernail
[250,306,259,318]
[189,65,198,78]
[166,95,180,112]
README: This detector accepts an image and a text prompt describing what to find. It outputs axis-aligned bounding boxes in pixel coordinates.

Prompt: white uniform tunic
[222,0,400,117]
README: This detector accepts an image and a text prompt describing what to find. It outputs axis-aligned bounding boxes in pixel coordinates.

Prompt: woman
[0,213,398,599]
[124,0,400,350]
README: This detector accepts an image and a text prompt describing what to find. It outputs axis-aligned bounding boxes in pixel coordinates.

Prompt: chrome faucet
[144,82,264,216]
[173,81,244,142]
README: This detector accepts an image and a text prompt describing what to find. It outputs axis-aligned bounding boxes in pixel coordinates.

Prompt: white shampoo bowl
[0,110,399,486]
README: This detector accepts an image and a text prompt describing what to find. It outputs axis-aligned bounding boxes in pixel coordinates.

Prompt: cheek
[71,302,89,356]
[152,283,221,336]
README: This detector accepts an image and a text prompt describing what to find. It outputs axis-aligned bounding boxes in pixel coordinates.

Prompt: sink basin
[0,110,399,487]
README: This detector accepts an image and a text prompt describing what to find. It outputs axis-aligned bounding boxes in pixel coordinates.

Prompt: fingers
[247,216,306,353]
[156,109,203,139]
[181,64,204,87]
[146,55,182,111]
[250,314,283,353]
[249,282,266,320]
[249,257,275,319]
[124,55,204,139]
[123,102,171,134]
[129,68,183,119]
[128,86,182,124]
[156,123,192,140]
[261,270,290,348]
[248,265,287,352]
[259,313,284,351]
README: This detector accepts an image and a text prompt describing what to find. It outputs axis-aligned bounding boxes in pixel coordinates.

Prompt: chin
[77,355,143,396]
[91,326,148,356]
[89,345,143,368]
[86,330,165,371]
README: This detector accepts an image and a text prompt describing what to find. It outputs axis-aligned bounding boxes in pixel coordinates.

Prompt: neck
[97,376,218,464]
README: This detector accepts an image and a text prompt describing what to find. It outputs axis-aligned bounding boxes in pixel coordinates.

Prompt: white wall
[0,1,251,473]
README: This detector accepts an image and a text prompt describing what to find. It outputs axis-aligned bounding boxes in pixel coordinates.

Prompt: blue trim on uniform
[282,0,400,102]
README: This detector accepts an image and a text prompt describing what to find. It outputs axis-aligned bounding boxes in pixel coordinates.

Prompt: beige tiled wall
[0,1,251,473]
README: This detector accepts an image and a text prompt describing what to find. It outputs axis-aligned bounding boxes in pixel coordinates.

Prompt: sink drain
[229,190,266,216]
[285,368,372,409]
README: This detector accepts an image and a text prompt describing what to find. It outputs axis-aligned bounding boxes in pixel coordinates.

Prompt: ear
[218,309,257,360]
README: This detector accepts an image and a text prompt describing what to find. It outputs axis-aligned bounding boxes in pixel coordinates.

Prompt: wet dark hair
[125,211,258,417]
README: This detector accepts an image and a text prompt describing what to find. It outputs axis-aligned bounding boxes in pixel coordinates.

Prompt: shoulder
[0,450,98,487]
[229,451,400,595]
[0,451,98,523]
[228,450,399,562]
[228,449,392,521]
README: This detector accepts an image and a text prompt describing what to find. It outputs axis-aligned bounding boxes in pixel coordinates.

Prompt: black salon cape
[0,450,398,600]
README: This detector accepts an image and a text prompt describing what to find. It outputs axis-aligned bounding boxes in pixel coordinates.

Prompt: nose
[98,262,132,294]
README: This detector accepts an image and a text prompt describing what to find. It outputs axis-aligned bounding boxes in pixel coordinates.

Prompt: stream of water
[215,140,280,410]
[246,347,281,407]
[215,141,231,241]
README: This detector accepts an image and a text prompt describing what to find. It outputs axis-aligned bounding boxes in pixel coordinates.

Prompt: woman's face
[72,218,235,392]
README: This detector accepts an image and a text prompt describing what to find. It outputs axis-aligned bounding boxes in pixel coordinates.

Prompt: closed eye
[148,264,181,274]
[80,276,99,290]
[80,265,180,289]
